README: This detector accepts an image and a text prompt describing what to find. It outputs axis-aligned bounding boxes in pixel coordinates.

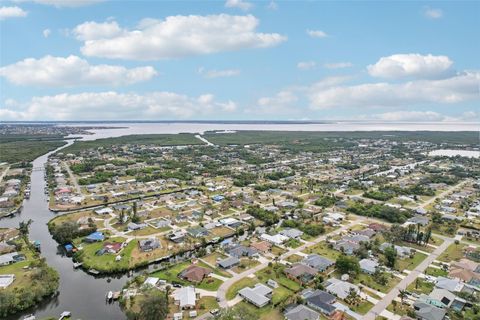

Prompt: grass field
[255,266,301,292]
[396,252,428,271]
[302,242,341,260]
[438,243,467,262]
[407,278,434,295]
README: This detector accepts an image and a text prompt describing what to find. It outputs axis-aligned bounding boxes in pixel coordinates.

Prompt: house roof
[218,256,240,268]
[250,241,272,252]
[238,283,272,307]
[303,254,334,270]
[413,301,447,320]
[286,263,318,278]
[180,265,211,282]
[86,232,104,241]
[174,286,196,308]
[359,258,379,272]
[284,305,320,320]
[325,278,360,300]
[280,228,304,238]
[228,244,257,258]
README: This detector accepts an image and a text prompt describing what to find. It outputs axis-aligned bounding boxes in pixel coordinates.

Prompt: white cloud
[42,28,51,37]
[424,7,443,19]
[0,6,27,20]
[225,0,253,11]
[0,91,236,121]
[73,20,123,41]
[308,71,480,109]
[367,53,453,79]
[306,29,328,38]
[12,0,103,7]
[198,67,240,79]
[324,62,353,69]
[0,55,157,87]
[297,61,316,70]
[73,15,286,60]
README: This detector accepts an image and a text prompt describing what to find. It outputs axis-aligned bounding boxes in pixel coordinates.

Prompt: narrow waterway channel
[2,141,128,320]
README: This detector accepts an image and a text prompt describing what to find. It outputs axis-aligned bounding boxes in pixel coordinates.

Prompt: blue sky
[0,0,478,121]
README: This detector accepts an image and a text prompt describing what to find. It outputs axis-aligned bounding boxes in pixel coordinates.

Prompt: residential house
[138,238,160,252]
[260,233,288,245]
[227,244,258,258]
[280,228,304,239]
[179,265,211,283]
[218,256,240,269]
[413,301,447,320]
[325,278,360,300]
[303,289,337,316]
[285,263,318,284]
[284,304,320,320]
[187,227,209,238]
[302,254,334,272]
[238,283,272,308]
[249,241,270,254]
[174,286,197,309]
[84,231,105,243]
[359,258,379,274]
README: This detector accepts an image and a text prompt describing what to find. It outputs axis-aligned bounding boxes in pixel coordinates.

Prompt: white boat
[23,315,36,320]
[59,311,71,319]
[107,291,113,300]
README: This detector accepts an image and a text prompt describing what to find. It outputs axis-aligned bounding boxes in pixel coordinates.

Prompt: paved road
[63,161,82,194]
[216,219,358,308]
[0,165,9,183]
[419,179,469,209]
[364,236,454,320]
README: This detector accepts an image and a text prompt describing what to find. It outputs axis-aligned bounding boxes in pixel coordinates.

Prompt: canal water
[2,141,128,320]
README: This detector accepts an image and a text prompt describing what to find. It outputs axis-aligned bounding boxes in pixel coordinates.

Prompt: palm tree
[399,289,408,304]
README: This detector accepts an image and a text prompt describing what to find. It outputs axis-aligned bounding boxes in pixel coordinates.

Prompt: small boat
[107,291,113,300]
[88,269,100,275]
[59,311,71,319]
[23,315,35,320]
[73,262,83,269]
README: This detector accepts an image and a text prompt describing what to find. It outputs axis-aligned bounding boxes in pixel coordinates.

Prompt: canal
[3,141,128,320]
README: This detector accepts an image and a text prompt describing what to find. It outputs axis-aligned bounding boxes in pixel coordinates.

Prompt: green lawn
[438,243,467,262]
[232,301,284,320]
[197,260,232,278]
[271,286,293,305]
[196,296,219,316]
[302,242,340,260]
[232,258,260,273]
[396,252,428,271]
[425,267,448,277]
[150,261,191,285]
[226,277,258,300]
[196,277,223,291]
[75,237,135,272]
[353,272,400,293]
[349,300,374,315]
[407,278,434,295]
[285,254,303,263]
[255,266,301,292]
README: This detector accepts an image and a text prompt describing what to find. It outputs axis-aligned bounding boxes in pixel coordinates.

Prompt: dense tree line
[0,259,59,317]
[346,202,412,223]
[282,219,325,237]
[246,206,279,225]
[48,220,97,244]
